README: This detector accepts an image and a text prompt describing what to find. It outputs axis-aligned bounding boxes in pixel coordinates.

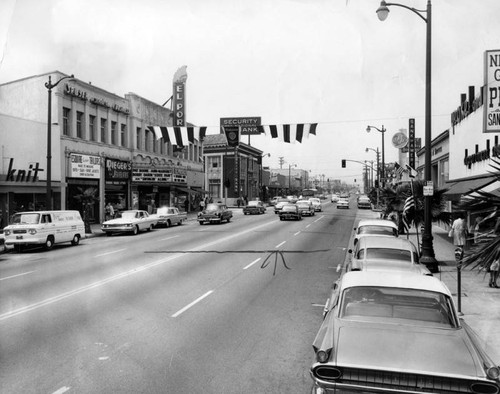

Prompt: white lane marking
[275,241,286,248]
[0,220,276,321]
[294,231,301,236]
[94,249,126,257]
[171,290,213,318]
[160,235,179,241]
[313,216,324,223]
[243,258,261,270]
[305,224,312,228]
[52,387,71,394]
[0,270,36,281]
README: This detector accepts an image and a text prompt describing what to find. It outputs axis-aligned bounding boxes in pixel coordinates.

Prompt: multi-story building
[0,71,204,227]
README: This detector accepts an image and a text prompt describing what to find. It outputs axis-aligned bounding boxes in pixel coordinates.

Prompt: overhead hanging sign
[220,117,261,135]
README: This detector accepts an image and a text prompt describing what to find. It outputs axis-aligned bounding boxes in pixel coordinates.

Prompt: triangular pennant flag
[295,124,304,142]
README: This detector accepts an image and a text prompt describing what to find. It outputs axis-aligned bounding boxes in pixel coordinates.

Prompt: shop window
[76,111,84,138]
[101,118,107,143]
[63,107,71,136]
[144,129,150,152]
[89,115,96,141]
[111,121,117,145]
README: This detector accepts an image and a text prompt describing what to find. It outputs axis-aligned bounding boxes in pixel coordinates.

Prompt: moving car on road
[150,206,187,227]
[279,204,302,221]
[296,200,315,216]
[311,271,500,394]
[198,203,232,225]
[243,200,266,215]
[101,210,157,236]
[336,197,349,209]
[309,197,322,212]
[274,198,291,214]
[331,193,339,203]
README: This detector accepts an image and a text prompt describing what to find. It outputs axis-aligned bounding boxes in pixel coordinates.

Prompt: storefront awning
[190,187,209,194]
[174,186,192,194]
[442,176,496,200]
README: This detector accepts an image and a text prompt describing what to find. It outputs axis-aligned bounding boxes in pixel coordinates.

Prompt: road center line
[294,231,301,236]
[314,216,324,223]
[160,235,179,241]
[171,290,213,317]
[94,249,127,257]
[275,241,286,248]
[0,270,36,281]
[243,258,261,270]
[0,219,277,321]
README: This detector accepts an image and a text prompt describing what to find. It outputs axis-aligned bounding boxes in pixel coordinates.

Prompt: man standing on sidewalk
[451,213,467,248]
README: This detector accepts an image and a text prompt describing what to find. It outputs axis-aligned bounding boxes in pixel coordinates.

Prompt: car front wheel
[71,234,80,246]
[132,225,139,235]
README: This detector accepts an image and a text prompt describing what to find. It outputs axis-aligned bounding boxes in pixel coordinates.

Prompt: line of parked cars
[309,218,500,393]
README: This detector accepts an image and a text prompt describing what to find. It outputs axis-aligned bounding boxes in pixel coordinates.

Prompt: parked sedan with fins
[197,203,233,225]
[243,200,266,215]
[311,271,500,394]
[150,206,187,227]
[101,210,158,236]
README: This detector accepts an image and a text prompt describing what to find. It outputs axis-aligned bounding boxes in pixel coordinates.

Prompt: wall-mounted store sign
[451,85,483,127]
[484,49,500,132]
[3,158,44,182]
[64,84,130,114]
[105,158,131,181]
[132,167,187,183]
[69,153,101,178]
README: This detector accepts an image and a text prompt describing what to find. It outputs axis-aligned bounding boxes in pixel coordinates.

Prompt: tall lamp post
[45,73,74,210]
[366,147,380,209]
[375,0,437,270]
[366,125,385,187]
[288,163,297,193]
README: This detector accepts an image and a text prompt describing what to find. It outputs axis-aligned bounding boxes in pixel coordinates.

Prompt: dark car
[279,204,302,221]
[357,194,372,209]
[243,200,266,215]
[197,203,233,225]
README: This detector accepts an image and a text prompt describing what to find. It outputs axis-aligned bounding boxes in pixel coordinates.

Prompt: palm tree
[376,180,451,233]
[458,160,500,270]
[73,187,99,234]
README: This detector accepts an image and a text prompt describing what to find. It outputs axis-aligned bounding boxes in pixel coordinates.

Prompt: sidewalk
[406,224,500,363]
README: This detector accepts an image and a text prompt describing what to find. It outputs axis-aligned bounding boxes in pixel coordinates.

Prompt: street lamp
[366,147,381,209]
[288,163,297,192]
[366,125,385,186]
[45,73,75,210]
[375,0,437,270]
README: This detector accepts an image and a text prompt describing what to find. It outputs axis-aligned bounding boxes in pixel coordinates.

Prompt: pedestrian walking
[105,202,114,221]
[489,257,499,288]
[450,213,467,248]
[199,199,205,212]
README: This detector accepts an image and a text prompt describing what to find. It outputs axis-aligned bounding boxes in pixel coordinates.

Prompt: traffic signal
[341,159,346,168]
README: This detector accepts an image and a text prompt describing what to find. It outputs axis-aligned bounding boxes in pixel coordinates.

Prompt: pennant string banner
[147,123,317,146]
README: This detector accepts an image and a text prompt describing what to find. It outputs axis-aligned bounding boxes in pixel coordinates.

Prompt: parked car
[311,271,500,394]
[3,210,85,251]
[336,197,349,209]
[198,203,232,225]
[309,197,322,212]
[243,200,266,215]
[274,198,291,214]
[346,236,430,275]
[296,200,315,216]
[278,204,302,221]
[353,218,399,245]
[101,210,158,236]
[357,194,372,209]
[150,206,187,227]
[0,229,5,253]
[331,193,340,203]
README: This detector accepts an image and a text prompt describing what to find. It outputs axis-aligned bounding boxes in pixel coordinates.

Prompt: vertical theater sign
[485,49,500,132]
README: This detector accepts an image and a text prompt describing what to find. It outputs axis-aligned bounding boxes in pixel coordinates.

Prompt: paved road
[0,199,361,393]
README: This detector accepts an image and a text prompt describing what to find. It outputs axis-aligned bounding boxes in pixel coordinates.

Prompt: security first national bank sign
[220,117,261,135]
[485,49,500,132]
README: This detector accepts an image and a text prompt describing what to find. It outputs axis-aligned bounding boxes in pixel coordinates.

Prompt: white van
[3,210,85,251]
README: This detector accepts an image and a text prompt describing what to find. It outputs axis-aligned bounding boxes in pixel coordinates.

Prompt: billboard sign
[484,49,500,132]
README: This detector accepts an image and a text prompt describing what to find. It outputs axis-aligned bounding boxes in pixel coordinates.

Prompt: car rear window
[358,225,397,236]
[365,248,412,261]
[340,286,456,327]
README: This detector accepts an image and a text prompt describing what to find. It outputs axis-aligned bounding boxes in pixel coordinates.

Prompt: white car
[274,198,290,214]
[331,193,339,203]
[336,198,349,209]
[150,206,187,227]
[101,210,158,235]
[346,236,431,275]
[309,197,322,212]
[353,218,398,245]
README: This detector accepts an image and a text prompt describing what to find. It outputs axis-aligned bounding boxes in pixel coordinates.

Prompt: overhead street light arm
[376,1,427,23]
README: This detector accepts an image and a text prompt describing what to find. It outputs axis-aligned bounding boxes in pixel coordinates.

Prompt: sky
[0,0,499,183]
